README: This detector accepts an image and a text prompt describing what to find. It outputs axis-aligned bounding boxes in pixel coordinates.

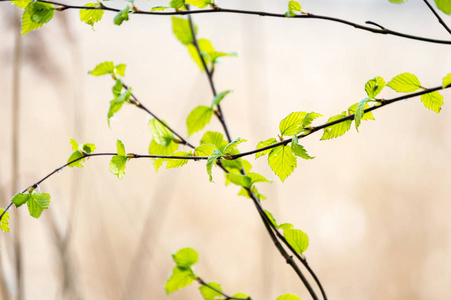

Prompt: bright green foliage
[12,192,50,219]
[288,1,302,13]
[212,90,233,106]
[201,131,227,151]
[354,97,370,130]
[0,209,10,232]
[187,106,214,136]
[268,145,297,182]
[265,210,279,228]
[365,76,386,99]
[443,73,451,88]
[302,112,323,128]
[206,149,223,182]
[149,119,175,147]
[173,247,198,268]
[115,64,126,77]
[233,293,250,298]
[279,223,294,230]
[276,294,302,300]
[199,282,222,300]
[170,0,185,9]
[188,39,236,71]
[151,6,171,11]
[11,0,31,9]
[279,111,322,136]
[166,152,192,168]
[80,3,104,27]
[109,139,129,179]
[108,88,132,126]
[149,139,179,171]
[195,144,216,157]
[172,17,196,45]
[348,102,375,121]
[89,61,115,76]
[223,138,247,154]
[67,138,96,167]
[421,91,443,113]
[248,172,272,184]
[112,79,123,96]
[320,112,352,140]
[283,228,309,254]
[114,6,130,26]
[226,173,251,188]
[165,266,195,294]
[387,73,422,92]
[291,135,313,159]
[186,0,212,9]
[256,138,278,158]
[435,0,451,14]
[21,2,55,35]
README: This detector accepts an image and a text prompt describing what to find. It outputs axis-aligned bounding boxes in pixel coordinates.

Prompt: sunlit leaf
[320,112,352,140]
[291,135,314,159]
[149,118,174,146]
[421,91,443,113]
[206,149,222,182]
[11,0,31,9]
[435,0,451,14]
[149,140,179,171]
[212,90,233,106]
[200,131,227,151]
[387,73,422,93]
[80,3,104,26]
[365,76,386,98]
[268,145,297,182]
[186,106,214,136]
[114,6,130,26]
[186,0,211,9]
[172,247,198,268]
[223,138,247,154]
[256,138,277,159]
[166,152,192,169]
[89,61,115,76]
[443,73,451,88]
[0,209,10,232]
[199,282,222,300]
[165,266,195,294]
[27,192,50,218]
[172,16,196,45]
[283,228,309,254]
[276,294,302,300]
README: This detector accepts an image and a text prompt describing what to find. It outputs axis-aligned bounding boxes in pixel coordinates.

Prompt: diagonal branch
[423,0,451,35]
[197,277,252,300]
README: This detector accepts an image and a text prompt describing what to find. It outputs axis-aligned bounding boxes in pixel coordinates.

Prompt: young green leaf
[206,149,223,182]
[288,1,302,13]
[166,152,192,169]
[194,144,217,157]
[114,6,130,26]
[186,106,214,136]
[348,102,375,121]
[268,145,297,182]
[12,193,30,207]
[112,79,123,96]
[264,210,279,228]
[248,172,272,185]
[187,39,215,70]
[151,6,171,12]
[279,112,309,136]
[354,97,371,130]
[223,138,247,155]
[185,0,211,9]
[108,88,132,126]
[434,0,451,14]
[21,2,55,35]
[149,118,175,146]
[80,3,104,27]
[109,139,129,179]
[283,228,309,254]
[365,76,386,98]
[170,0,185,9]
[199,282,222,300]
[0,209,10,232]
[149,140,179,171]
[320,112,352,140]
[256,138,278,159]
[279,223,294,230]
[165,266,195,294]
[67,139,96,167]
[27,192,50,218]
[276,294,302,300]
[200,131,227,151]
[387,73,422,92]
[115,63,126,77]
[212,90,233,106]
[420,91,443,113]
[443,73,451,88]
[291,135,314,159]
[89,61,115,76]
[233,293,250,299]
[11,0,32,9]
[226,173,252,188]
[172,247,199,268]
[302,112,323,128]
[172,17,196,45]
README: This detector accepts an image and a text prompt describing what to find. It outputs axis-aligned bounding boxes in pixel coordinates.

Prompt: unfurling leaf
[212,90,233,106]
[291,135,314,159]
[268,145,297,182]
[170,0,185,9]
[109,139,129,179]
[206,149,222,182]
[13,192,50,218]
[354,97,370,130]
[288,1,302,13]
[365,76,386,98]
[108,88,132,126]
[114,6,130,26]
[283,228,309,254]
[67,138,96,167]
[387,73,422,93]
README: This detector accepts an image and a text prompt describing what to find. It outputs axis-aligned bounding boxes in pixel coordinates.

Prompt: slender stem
[121,82,195,149]
[197,277,252,300]
[4,0,451,45]
[423,0,451,35]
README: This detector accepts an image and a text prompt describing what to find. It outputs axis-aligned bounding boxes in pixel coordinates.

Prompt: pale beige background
[1,0,451,299]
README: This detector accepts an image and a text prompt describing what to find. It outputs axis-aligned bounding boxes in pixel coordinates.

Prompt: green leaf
[443,73,451,88]
[248,172,272,185]
[212,90,233,106]
[291,135,314,159]
[279,112,309,136]
[302,112,323,128]
[365,76,386,98]
[348,102,375,121]
[89,61,115,76]
[421,91,444,113]
[27,192,50,218]
[109,139,129,179]
[82,143,96,154]
[166,152,192,169]
[151,6,171,12]
[165,266,195,294]
[114,6,130,26]
[11,0,31,9]
[256,138,277,159]
[268,145,297,182]
[435,0,451,14]
[320,112,352,140]
[172,17,196,45]
[387,73,422,93]
[221,158,243,172]
[264,210,279,228]
[112,79,123,96]
[195,144,217,157]
[108,88,132,126]
[223,137,247,154]
[208,51,237,64]
[354,97,370,130]
[206,149,223,182]
[12,193,30,207]
[67,139,95,167]
[21,2,54,35]
[170,0,185,9]
[67,151,85,168]
[186,106,214,136]
[115,63,126,77]
[283,228,309,254]
[276,294,302,300]
[226,173,252,188]
[0,209,10,232]
[172,247,198,268]
[188,39,215,71]
[149,140,179,171]
[149,118,174,147]
[186,0,211,9]
[199,282,222,300]
[233,293,250,298]
[288,1,302,13]
[80,3,104,26]
[279,223,294,230]
[200,131,227,151]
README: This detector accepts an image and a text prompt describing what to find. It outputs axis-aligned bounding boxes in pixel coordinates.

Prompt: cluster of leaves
[11,188,50,219]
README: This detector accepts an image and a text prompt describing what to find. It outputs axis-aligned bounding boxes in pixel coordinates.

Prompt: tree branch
[197,277,252,300]
[422,0,451,35]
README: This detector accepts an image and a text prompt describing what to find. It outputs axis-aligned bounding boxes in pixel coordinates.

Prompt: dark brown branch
[423,0,451,35]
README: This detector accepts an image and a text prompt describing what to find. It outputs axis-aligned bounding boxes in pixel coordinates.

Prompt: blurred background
[1,0,451,299]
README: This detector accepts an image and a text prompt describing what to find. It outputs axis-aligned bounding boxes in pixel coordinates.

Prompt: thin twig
[197,277,252,300]
[422,0,451,35]
[4,0,451,44]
